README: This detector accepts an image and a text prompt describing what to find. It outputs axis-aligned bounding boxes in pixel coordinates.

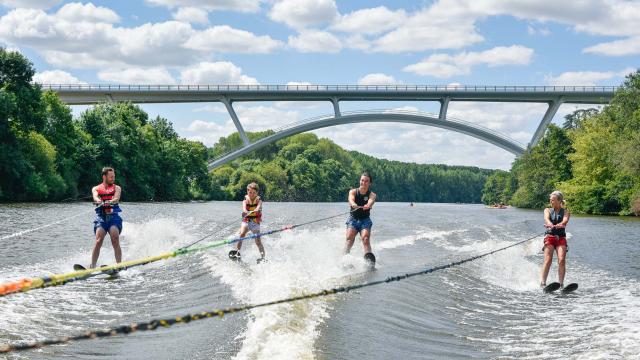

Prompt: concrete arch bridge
[45,84,616,168]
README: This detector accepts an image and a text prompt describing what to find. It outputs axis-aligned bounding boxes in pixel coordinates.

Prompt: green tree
[508,124,573,208]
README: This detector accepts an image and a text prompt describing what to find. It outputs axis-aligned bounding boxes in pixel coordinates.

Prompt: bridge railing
[38,84,619,93]
[210,109,525,163]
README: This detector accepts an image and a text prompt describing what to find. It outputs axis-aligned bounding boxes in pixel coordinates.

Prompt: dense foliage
[0,48,210,201]
[481,70,640,215]
[210,132,493,202]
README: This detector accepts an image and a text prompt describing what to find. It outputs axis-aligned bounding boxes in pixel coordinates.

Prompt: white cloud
[180,61,258,84]
[186,119,234,146]
[369,4,485,53]
[335,1,640,54]
[403,45,534,78]
[288,30,341,53]
[544,68,635,86]
[286,81,312,86]
[56,2,120,23]
[172,7,208,25]
[185,104,302,145]
[0,9,195,68]
[315,123,516,169]
[331,6,407,35]
[116,21,199,67]
[451,0,640,55]
[269,0,338,29]
[185,25,283,53]
[357,73,401,86]
[98,67,177,84]
[0,7,279,70]
[584,37,640,56]
[527,24,550,36]
[0,0,61,9]
[193,104,228,113]
[235,105,300,130]
[145,0,262,13]
[33,70,86,84]
[447,101,546,140]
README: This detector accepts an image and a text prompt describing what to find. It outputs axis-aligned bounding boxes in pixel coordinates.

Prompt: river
[1,202,639,359]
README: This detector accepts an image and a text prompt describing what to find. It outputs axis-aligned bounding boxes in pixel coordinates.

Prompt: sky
[1,0,638,169]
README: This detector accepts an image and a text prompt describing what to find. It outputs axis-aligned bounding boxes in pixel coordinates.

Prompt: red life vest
[97,183,116,215]
[244,195,262,223]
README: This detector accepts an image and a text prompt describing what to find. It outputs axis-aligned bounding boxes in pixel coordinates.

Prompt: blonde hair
[550,190,565,206]
[247,182,259,192]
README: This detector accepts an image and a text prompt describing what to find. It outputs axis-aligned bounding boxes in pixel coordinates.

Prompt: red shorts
[543,235,567,249]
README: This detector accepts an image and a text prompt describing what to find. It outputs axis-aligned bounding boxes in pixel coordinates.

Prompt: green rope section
[0,232,544,354]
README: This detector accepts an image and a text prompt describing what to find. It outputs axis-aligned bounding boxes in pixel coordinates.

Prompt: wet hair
[550,190,565,205]
[247,182,259,192]
[361,171,372,183]
[101,167,114,177]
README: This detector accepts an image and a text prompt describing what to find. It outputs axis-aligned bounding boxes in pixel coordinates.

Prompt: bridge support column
[439,97,450,120]
[530,98,563,148]
[331,97,341,117]
[221,98,250,146]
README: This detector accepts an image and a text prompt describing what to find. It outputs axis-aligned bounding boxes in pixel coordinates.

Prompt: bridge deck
[43,84,615,105]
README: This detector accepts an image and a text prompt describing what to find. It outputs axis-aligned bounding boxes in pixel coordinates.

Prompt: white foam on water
[376,229,462,250]
[0,217,196,344]
[431,226,640,358]
[204,225,438,360]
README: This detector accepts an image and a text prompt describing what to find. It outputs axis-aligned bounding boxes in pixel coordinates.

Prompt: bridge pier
[221,98,250,146]
[530,98,563,148]
[439,97,450,120]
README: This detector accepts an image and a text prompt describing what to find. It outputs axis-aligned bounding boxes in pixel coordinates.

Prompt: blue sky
[1,0,638,169]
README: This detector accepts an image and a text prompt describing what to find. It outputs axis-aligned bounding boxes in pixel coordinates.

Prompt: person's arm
[558,209,570,228]
[242,199,249,213]
[254,198,262,212]
[348,189,357,208]
[92,186,101,205]
[363,192,377,210]
[544,208,553,227]
[110,185,122,204]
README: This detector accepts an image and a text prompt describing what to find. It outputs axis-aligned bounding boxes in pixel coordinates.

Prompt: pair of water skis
[73,264,120,279]
[542,282,578,294]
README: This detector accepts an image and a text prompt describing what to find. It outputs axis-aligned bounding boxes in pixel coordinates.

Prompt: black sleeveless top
[351,189,371,220]
[545,207,566,237]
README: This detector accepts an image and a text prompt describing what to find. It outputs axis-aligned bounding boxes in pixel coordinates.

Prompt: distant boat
[486,204,508,209]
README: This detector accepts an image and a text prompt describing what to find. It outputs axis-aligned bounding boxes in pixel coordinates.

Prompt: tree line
[210,131,493,202]
[1,48,210,201]
[482,70,640,216]
[1,48,493,203]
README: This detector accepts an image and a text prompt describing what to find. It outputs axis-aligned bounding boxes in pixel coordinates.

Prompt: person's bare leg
[109,226,122,263]
[344,227,358,254]
[91,227,107,268]
[254,233,265,258]
[557,245,567,287]
[236,225,248,251]
[360,228,372,254]
[540,245,555,286]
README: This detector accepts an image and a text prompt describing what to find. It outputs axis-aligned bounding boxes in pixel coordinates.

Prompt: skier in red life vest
[90,167,123,268]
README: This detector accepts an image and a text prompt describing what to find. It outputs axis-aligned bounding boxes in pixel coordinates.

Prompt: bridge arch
[208,110,525,169]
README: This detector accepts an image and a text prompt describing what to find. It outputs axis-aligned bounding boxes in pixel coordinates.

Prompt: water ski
[73,264,119,278]
[364,252,376,270]
[73,264,87,271]
[542,282,561,293]
[561,283,578,294]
